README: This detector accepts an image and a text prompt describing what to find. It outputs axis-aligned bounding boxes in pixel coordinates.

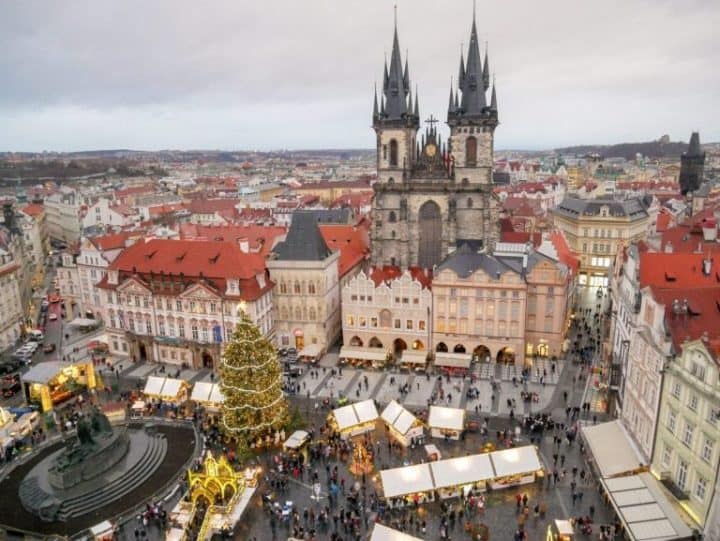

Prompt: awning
[381,400,419,436]
[489,446,543,478]
[380,463,435,498]
[22,361,67,384]
[68,317,99,327]
[601,473,693,541]
[283,430,309,450]
[298,344,322,358]
[400,350,428,364]
[144,376,186,399]
[332,399,379,430]
[427,406,465,431]
[208,384,224,404]
[370,524,424,541]
[353,399,379,424]
[144,376,165,396]
[191,382,214,402]
[582,420,646,478]
[431,454,494,490]
[332,404,359,431]
[434,352,472,369]
[339,346,388,362]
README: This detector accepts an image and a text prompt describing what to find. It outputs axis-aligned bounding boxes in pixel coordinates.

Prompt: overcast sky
[1,0,718,152]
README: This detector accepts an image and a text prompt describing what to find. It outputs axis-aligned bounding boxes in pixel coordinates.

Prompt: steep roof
[436,244,517,279]
[369,266,432,289]
[554,197,649,220]
[651,286,720,354]
[639,252,720,290]
[273,211,333,262]
[89,231,135,251]
[319,221,370,278]
[549,230,580,276]
[179,223,286,258]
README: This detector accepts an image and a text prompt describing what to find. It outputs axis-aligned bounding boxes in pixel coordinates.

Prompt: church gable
[179,282,221,300]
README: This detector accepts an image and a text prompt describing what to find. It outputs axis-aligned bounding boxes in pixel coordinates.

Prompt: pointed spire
[407,86,413,114]
[382,6,409,120]
[373,83,379,118]
[458,45,466,88]
[403,54,410,92]
[383,57,389,91]
[490,77,498,111]
[448,78,455,112]
[380,94,385,116]
[482,42,490,91]
[458,5,487,116]
[414,85,419,117]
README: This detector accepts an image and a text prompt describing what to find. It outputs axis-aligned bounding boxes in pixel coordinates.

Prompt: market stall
[546,519,574,541]
[339,346,390,369]
[0,407,13,438]
[398,350,428,372]
[488,445,544,490]
[190,381,224,412]
[143,376,189,404]
[581,420,646,479]
[433,352,472,376]
[329,399,379,439]
[297,343,322,364]
[379,463,435,507]
[370,523,424,541]
[427,406,465,440]
[89,520,115,541]
[22,361,99,412]
[283,430,310,453]
[380,400,423,447]
[431,454,494,499]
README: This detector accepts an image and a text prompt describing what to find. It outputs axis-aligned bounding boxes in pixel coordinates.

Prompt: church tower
[679,131,705,195]
[370,9,501,270]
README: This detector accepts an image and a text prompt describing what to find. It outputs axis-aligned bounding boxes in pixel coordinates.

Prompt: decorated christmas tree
[219,310,289,443]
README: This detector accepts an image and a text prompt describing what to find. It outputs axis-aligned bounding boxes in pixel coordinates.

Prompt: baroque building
[370,12,500,270]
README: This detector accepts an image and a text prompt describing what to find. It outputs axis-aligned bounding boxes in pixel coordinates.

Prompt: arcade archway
[473,345,491,362]
[435,342,448,353]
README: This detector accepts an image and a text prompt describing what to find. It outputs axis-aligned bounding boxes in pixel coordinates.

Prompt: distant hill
[555,138,691,160]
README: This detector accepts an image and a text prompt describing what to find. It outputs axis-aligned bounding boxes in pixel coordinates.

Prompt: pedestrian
[560,454,566,466]
[571,493,577,506]
[589,504,595,517]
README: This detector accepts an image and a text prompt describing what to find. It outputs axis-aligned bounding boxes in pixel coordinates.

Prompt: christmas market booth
[379,463,435,507]
[143,375,189,404]
[488,445,544,490]
[398,350,428,372]
[380,400,423,447]
[427,405,465,440]
[297,343,322,364]
[433,352,472,376]
[283,430,310,456]
[22,360,99,412]
[190,381,224,413]
[339,345,390,369]
[546,519,574,541]
[329,399,379,439]
[370,523,424,541]
[430,454,494,499]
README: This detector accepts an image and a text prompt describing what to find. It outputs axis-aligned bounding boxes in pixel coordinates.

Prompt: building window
[128,316,135,332]
[346,315,355,327]
[371,317,378,328]
[695,477,708,502]
[280,282,287,294]
[158,321,165,336]
[691,362,706,382]
[702,437,714,463]
[191,324,199,341]
[677,460,688,490]
[682,422,694,447]
[134,296,140,307]
[671,382,681,399]
[667,410,677,434]
[168,320,175,337]
[359,316,366,328]
[389,139,398,166]
[146,320,152,334]
[465,136,477,166]
[418,320,425,331]
[389,211,397,223]
[394,319,401,329]
[661,444,672,467]
[201,327,208,343]
[406,320,413,330]
[688,394,698,412]
[176,299,182,311]
[143,297,149,308]
[308,282,316,294]
[178,321,185,338]
[210,302,216,314]
[294,281,301,294]
[309,307,316,320]
[122,342,128,352]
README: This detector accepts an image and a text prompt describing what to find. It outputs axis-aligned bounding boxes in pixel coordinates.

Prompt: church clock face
[425,143,437,157]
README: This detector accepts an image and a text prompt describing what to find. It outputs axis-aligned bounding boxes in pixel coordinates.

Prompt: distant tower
[679,131,705,195]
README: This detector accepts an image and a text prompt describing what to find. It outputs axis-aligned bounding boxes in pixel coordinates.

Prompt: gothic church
[371,10,501,270]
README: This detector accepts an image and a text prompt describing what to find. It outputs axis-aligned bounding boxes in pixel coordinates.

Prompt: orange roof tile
[20,203,44,217]
[639,252,720,289]
[369,265,432,289]
[179,223,286,258]
[318,221,370,278]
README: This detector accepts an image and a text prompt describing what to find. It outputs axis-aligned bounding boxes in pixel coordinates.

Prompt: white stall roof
[582,420,645,478]
[434,352,472,369]
[298,344,322,358]
[333,404,358,430]
[400,350,428,365]
[339,346,387,362]
[191,381,213,402]
[381,400,404,425]
[284,430,309,449]
[380,463,435,498]
[601,473,693,541]
[160,377,184,398]
[490,446,542,477]
[370,524,424,541]
[431,454,494,489]
[394,410,417,435]
[23,361,66,384]
[354,399,379,424]
[144,376,165,396]
[208,384,224,404]
[428,406,465,431]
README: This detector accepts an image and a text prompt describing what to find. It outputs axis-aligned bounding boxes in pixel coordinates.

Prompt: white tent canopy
[431,454,494,490]
[284,430,309,450]
[489,446,542,477]
[380,463,435,498]
[582,420,645,478]
[143,376,165,396]
[68,317,99,327]
[381,400,419,437]
[434,352,472,369]
[332,400,378,431]
[298,344,322,358]
[143,376,186,399]
[601,473,693,541]
[370,524,424,541]
[191,382,224,404]
[400,350,427,365]
[428,406,465,431]
[339,346,387,362]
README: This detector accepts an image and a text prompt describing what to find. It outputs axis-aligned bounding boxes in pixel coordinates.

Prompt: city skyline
[1,0,719,152]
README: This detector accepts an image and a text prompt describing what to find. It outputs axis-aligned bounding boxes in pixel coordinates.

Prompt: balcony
[659,477,689,501]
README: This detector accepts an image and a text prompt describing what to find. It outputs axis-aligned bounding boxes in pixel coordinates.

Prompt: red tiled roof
[655,209,672,232]
[115,185,154,198]
[549,230,580,275]
[639,252,720,289]
[501,231,542,247]
[369,265,432,289]
[110,203,135,217]
[318,220,371,278]
[179,223,286,258]
[20,204,44,217]
[148,203,186,218]
[187,199,240,214]
[651,286,720,353]
[90,231,135,251]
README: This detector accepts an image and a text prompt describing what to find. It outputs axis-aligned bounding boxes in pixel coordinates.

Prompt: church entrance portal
[418,201,442,269]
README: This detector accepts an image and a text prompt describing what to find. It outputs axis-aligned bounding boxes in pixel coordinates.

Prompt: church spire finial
[373,82,379,119]
[483,41,490,91]
[490,75,498,112]
[414,84,420,117]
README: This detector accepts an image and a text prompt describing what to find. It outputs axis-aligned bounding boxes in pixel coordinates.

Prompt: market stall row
[379,445,544,505]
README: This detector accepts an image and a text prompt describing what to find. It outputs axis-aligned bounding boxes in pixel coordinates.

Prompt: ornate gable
[180,281,220,300]
[117,276,151,295]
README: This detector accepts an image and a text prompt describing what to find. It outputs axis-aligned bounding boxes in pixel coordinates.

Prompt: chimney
[702,219,718,241]
[703,258,712,276]
[238,237,250,253]
[664,241,673,253]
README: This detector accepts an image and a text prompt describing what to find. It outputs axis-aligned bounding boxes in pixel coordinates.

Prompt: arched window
[295,306,302,320]
[293,281,301,294]
[309,307,316,320]
[388,211,397,223]
[465,136,477,166]
[388,177,395,185]
[308,282,316,294]
[279,281,287,294]
[391,230,396,239]
[389,139,398,166]
[467,197,473,208]
[280,306,288,319]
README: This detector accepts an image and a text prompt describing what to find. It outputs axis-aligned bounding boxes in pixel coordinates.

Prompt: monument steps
[55,433,167,520]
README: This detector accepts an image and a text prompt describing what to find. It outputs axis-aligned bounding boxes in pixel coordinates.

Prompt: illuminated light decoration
[220,311,289,439]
